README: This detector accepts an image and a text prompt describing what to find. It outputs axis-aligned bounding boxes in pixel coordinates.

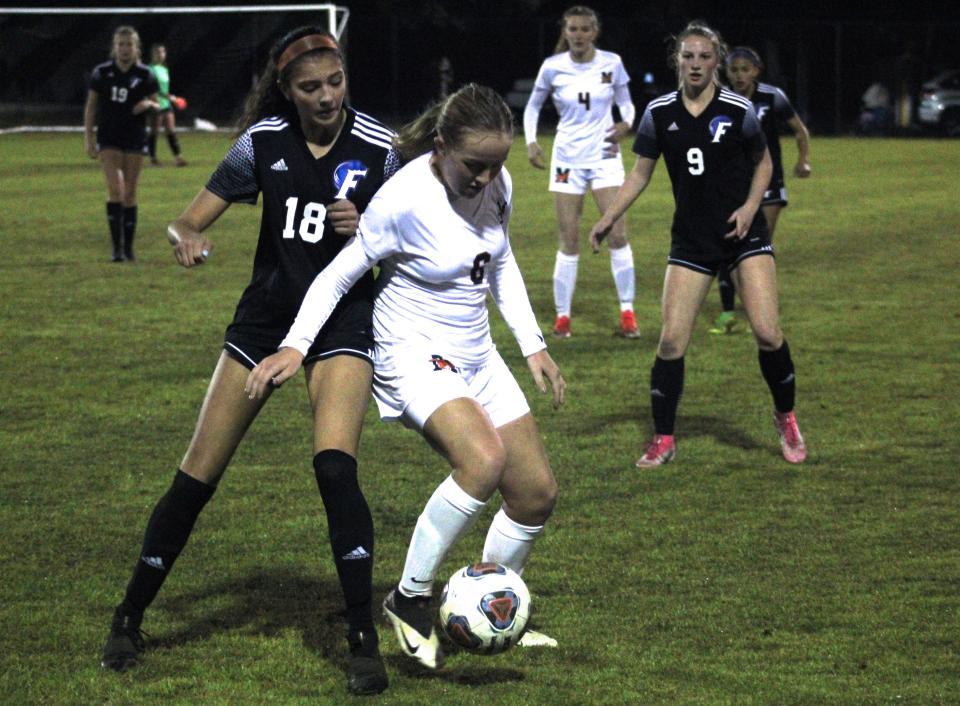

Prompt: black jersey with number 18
[633,87,768,261]
[206,108,398,346]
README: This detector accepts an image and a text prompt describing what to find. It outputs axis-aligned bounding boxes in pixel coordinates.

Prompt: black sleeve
[205,130,260,204]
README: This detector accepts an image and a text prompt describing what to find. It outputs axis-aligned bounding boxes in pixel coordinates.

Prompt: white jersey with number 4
[282,153,546,369]
[525,49,632,167]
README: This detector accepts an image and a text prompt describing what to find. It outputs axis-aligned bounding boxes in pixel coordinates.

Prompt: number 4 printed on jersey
[282,197,327,243]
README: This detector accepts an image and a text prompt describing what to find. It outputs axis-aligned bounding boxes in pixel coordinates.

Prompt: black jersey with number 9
[633,88,768,261]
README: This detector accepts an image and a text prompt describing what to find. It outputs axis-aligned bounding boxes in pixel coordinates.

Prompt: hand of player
[245,348,304,400]
[526,349,565,409]
[327,199,360,236]
[84,138,97,160]
[725,204,758,240]
[527,143,546,170]
[604,121,632,144]
[167,223,212,267]
[588,218,613,253]
[794,161,812,178]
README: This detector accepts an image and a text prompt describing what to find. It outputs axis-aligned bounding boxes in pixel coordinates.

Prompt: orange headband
[276,34,339,73]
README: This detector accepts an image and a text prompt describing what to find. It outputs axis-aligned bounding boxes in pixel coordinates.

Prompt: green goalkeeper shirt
[150,63,171,110]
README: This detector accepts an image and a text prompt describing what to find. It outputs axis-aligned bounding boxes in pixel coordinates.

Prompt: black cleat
[100,606,145,672]
[382,588,444,669]
[346,629,388,695]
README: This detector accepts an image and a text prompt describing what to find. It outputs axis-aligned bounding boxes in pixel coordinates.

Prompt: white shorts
[548,155,625,195]
[372,343,530,431]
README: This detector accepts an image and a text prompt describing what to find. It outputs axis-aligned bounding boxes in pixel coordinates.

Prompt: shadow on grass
[152,570,525,685]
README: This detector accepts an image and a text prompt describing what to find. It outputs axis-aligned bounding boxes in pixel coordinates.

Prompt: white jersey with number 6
[282,153,546,368]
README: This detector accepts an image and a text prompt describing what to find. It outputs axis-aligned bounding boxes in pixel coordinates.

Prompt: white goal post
[0,5,349,39]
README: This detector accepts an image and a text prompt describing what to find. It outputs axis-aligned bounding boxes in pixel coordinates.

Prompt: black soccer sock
[120,470,215,616]
[122,205,137,260]
[106,202,123,260]
[650,356,684,436]
[718,263,736,312]
[148,133,157,160]
[314,449,375,633]
[166,132,182,157]
[759,340,796,413]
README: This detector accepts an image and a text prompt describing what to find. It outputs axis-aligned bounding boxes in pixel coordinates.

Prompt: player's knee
[753,326,783,351]
[507,474,557,524]
[459,442,508,494]
[313,449,358,494]
[657,336,686,360]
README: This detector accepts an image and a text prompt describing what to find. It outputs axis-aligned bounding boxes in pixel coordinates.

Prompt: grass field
[1,131,958,705]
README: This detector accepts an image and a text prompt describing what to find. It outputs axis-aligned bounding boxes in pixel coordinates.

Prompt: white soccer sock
[609,243,636,311]
[553,251,579,317]
[481,508,544,575]
[398,475,486,598]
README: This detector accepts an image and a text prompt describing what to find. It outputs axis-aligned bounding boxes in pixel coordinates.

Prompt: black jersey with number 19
[633,87,768,261]
[206,108,398,348]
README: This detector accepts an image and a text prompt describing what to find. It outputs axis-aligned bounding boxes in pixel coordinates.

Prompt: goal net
[0,4,349,130]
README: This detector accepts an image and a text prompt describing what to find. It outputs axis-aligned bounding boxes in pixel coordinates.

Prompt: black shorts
[668,234,775,276]
[97,126,148,154]
[762,177,788,207]
[223,323,374,371]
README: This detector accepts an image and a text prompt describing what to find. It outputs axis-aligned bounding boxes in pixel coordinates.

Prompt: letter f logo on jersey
[709,116,733,143]
[333,160,369,198]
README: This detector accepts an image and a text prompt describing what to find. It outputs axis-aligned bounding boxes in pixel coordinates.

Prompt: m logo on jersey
[709,116,733,143]
[429,355,459,373]
[555,168,571,184]
[601,71,613,84]
[333,160,369,198]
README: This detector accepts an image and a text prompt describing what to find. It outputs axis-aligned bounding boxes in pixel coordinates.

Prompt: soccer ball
[438,562,530,655]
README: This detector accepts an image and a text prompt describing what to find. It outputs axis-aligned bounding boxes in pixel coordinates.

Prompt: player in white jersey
[246,84,566,670]
[523,6,639,339]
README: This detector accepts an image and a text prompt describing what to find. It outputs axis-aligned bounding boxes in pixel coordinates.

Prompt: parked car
[917,69,960,135]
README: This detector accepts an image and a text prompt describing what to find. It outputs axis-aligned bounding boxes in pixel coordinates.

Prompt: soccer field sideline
[0,133,957,704]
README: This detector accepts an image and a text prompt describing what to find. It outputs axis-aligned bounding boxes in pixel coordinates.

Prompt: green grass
[1,132,958,705]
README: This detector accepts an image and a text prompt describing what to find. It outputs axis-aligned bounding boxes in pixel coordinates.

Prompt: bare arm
[167,188,230,267]
[726,147,773,239]
[132,92,160,115]
[83,90,98,159]
[787,114,811,178]
[589,156,657,252]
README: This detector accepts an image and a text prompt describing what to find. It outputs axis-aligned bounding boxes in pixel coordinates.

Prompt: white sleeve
[280,235,379,356]
[523,64,551,145]
[487,189,546,357]
[489,242,547,357]
[614,83,635,127]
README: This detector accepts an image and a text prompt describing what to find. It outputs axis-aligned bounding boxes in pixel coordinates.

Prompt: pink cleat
[619,310,640,339]
[636,434,676,468]
[773,411,807,463]
[553,315,572,338]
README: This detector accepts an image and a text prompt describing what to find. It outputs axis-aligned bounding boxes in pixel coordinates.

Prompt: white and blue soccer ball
[438,562,530,655]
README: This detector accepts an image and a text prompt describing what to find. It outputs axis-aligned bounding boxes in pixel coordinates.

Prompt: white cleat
[383,588,445,669]
[518,629,558,648]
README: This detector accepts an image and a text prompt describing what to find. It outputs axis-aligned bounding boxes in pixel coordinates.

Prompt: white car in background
[918,69,960,136]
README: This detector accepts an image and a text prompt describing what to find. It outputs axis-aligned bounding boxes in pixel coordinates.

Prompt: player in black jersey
[99,27,396,695]
[590,21,807,468]
[83,26,159,262]
[711,46,812,334]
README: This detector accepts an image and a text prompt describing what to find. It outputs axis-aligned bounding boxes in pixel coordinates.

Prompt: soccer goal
[0,4,349,131]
